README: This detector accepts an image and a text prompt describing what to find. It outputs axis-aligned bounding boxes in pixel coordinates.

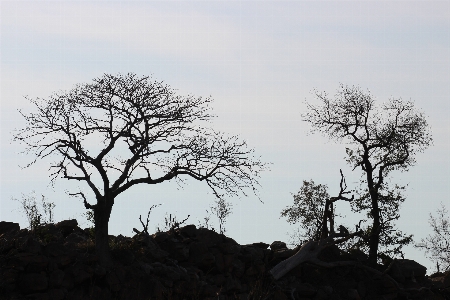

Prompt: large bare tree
[303,85,432,265]
[14,73,267,265]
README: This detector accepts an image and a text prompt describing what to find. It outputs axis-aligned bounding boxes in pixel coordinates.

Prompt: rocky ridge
[0,220,449,299]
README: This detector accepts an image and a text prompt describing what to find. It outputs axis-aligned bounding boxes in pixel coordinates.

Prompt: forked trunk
[94,197,114,266]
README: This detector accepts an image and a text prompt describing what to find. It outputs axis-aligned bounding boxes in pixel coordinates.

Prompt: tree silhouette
[416,203,450,273]
[303,84,432,265]
[14,73,267,265]
[280,179,330,244]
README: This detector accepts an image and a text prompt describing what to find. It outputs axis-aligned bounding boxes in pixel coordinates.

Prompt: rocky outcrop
[0,220,449,299]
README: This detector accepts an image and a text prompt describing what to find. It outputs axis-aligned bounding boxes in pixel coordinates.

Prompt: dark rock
[270,241,287,251]
[396,259,427,278]
[44,242,67,257]
[388,259,427,283]
[153,231,169,243]
[241,245,265,263]
[19,236,43,254]
[135,234,169,261]
[94,264,107,277]
[70,265,92,284]
[21,272,48,292]
[0,220,447,300]
[347,288,361,300]
[345,248,368,262]
[317,244,341,262]
[89,285,111,300]
[18,254,49,272]
[196,227,223,247]
[64,232,86,245]
[294,282,317,297]
[251,242,269,249]
[222,243,241,255]
[178,224,197,238]
[48,288,66,300]
[55,219,78,237]
[232,259,245,278]
[48,269,65,288]
[272,248,295,261]
[0,221,20,235]
[106,271,122,292]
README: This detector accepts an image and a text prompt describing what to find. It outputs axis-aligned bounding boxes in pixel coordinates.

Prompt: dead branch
[270,230,362,280]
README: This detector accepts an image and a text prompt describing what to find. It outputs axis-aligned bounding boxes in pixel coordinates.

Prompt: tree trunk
[367,190,380,266]
[94,197,114,266]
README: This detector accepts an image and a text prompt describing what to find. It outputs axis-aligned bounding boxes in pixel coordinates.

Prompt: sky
[1,1,449,273]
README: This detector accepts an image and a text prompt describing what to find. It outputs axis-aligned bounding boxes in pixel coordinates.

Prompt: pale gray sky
[1,1,449,273]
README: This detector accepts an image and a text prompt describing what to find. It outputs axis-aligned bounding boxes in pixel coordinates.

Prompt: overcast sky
[1,1,449,273]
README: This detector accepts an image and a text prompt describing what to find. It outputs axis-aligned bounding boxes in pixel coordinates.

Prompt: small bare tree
[303,84,432,265]
[13,192,56,231]
[14,73,267,265]
[211,198,233,234]
[416,203,450,273]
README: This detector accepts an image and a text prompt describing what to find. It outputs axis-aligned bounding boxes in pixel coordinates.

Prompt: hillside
[0,220,449,300]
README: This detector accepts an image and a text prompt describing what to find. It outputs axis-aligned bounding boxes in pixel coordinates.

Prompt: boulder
[55,220,78,237]
[388,259,427,283]
[21,272,48,292]
[0,221,20,235]
[270,241,287,251]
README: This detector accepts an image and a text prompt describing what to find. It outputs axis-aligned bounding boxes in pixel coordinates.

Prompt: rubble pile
[0,220,449,299]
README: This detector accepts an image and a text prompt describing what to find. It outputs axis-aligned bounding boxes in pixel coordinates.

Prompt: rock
[272,248,295,261]
[317,244,341,262]
[19,236,43,254]
[294,282,316,297]
[106,271,122,292]
[94,264,107,277]
[347,288,361,300]
[0,221,20,235]
[0,221,447,300]
[55,220,78,237]
[64,232,86,245]
[232,259,245,278]
[17,254,49,272]
[397,259,427,278]
[388,259,427,283]
[47,288,66,300]
[178,224,197,238]
[251,242,269,249]
[135,234,169,261]
[21,272,48,292]
[153,231,169,243]
[70,265,92,284]
[241,245,265,263]
[44,242,67,257]
[357,280,366,298]
[270,241,287,251]
[345,248,368,262]
[48,269,65,288]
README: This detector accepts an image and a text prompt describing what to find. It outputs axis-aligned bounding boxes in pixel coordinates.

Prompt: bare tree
[13,192,56,231]
[14,73,267,265]
[211,198,233,234]
[303,84,432,265]
[416,203,450,273]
